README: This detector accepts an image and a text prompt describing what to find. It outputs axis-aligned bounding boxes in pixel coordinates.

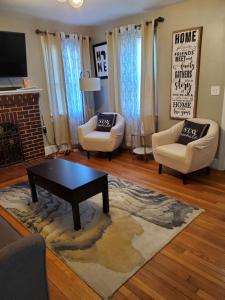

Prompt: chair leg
[158,164,162,174]
[108,152,112,161]
[206,166,210,175]
[183,174,187,184]
[87,151,90,159]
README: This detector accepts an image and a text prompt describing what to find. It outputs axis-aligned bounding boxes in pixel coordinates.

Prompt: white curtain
[140,20,156,135]
[41,33,70,146]
[41,32,92,147]
[106,30,120,112]
[107,21,156,146]
[119,25,142,145]
[107,25,142,146]
[80,36,95,121]
[61,33,83,146]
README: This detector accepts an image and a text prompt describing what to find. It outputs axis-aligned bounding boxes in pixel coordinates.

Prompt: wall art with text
[93,42,108,79]
[170,27,203,119]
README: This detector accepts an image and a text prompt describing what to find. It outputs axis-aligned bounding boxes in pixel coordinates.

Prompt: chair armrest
[152,122,183,149]
[185,132,219,171]
[187,133,219,150]
[0,234,49,300]
[78,116,97,137]
[111,119,125,136]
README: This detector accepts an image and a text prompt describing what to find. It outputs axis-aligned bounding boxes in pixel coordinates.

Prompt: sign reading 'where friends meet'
[170,27,203,119]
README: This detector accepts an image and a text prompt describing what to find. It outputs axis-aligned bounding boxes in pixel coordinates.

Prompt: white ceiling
[0,0,183,26]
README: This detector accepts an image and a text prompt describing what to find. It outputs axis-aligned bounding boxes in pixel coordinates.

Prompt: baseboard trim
[45,145,58,156]
[211,158,224,171]
[216,86,225,170]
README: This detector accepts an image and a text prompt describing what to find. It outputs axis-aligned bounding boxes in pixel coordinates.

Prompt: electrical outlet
[211,86,220,96]
[42,126,47,135]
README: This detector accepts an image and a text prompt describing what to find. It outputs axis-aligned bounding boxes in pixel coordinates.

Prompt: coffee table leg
[102,176,109,213]
[27,171,38,203]
[72,203,81,230]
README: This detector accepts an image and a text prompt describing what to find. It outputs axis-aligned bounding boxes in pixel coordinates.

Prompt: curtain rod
[35,29,91,40]
[35,29,56,36]
[107,16,164,35]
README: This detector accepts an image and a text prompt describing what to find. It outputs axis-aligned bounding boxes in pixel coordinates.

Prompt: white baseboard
[216,86,225,170]
[45,145,58,156]
[45,145,78,156]
[211,158,225,171]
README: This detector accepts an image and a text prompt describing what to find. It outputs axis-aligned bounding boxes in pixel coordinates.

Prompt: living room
[0,0,225,299]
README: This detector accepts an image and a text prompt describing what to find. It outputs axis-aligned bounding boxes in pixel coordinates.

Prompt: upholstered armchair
[78,112,125,159]
[152,118,219,183]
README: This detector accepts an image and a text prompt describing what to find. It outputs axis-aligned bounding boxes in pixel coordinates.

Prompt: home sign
[170,27,203,119]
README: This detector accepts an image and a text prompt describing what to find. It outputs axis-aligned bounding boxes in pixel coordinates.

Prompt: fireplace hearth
[0,122,23,167]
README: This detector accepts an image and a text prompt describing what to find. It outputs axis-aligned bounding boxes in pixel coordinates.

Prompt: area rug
[0,176,203,299]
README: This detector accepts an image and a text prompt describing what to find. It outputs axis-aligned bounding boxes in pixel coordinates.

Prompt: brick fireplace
[0,91,45,164]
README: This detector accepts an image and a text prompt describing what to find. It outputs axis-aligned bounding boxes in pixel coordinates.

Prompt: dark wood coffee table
[26,159,109,230]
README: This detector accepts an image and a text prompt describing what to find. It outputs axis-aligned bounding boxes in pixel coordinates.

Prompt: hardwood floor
[0,150,225,300]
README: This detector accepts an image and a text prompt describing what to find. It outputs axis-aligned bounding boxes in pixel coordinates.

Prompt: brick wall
[0,92,45,161]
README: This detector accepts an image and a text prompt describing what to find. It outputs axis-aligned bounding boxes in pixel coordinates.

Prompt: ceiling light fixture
[68,0,83,8]
[57,0,84,8]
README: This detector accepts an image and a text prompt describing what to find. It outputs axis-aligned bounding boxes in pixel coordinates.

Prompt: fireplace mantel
[0,89,42,107]
[0,88,42,96]
[0,89,45,163]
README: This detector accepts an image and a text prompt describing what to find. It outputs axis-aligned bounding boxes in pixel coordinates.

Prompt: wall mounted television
[0,31,27,78]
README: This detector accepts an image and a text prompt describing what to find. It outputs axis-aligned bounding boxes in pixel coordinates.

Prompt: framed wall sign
[93,42,108,79]
[170,27,203,119]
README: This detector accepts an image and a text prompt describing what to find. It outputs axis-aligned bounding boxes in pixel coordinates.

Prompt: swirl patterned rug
[0,176,203,299]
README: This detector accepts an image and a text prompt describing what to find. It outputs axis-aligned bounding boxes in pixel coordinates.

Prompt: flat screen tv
[0,31,27,77]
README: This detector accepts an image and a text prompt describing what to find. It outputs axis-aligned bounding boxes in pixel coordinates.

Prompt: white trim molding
[215,85,225,170]
[0,88,42,96]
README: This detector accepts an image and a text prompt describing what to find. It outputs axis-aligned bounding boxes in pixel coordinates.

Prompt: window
[119,27,142,144]
[61,35,83,145]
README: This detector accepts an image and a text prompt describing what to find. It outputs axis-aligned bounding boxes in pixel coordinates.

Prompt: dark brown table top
[27,159,107,190]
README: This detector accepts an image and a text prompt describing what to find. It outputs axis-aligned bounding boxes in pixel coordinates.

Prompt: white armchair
[78,113,125,160]
[152,118,219,183]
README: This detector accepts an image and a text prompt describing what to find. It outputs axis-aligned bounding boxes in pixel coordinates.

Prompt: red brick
[0,92,44,163]
[29,109,40,114]
[11,107,22,112]
[23,105,34,110]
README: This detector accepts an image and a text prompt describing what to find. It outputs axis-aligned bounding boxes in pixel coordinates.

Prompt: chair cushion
[85,131,111,141]
[177,120,210,145]
[83,131,113,151]
[96,113,117,132]
[155,143,187,163]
